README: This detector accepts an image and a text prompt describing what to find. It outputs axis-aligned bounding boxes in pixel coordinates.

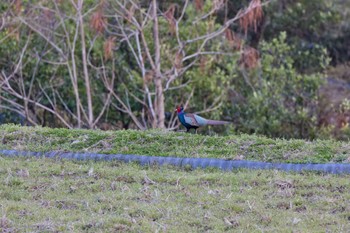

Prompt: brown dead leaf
[164,4,176,34]
[90,9,105,34]
[239,46,259,69]
[238,0,263,36]
[103,37,116,60]
[194,0,204,11]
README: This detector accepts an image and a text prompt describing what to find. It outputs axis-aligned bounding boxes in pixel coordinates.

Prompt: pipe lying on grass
[0,149,349,174]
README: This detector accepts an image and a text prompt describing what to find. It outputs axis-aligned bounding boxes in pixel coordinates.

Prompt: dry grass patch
[0,156,349,232]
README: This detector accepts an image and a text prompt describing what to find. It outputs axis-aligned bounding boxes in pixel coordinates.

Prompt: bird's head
[175,105,184,113]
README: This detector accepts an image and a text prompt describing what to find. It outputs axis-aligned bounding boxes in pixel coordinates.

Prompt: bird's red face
[176,106,183,113]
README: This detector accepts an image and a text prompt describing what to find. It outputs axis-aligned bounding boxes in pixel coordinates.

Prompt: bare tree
[0,0,267,129]
[103,0,267,129]
[0,0,114,128]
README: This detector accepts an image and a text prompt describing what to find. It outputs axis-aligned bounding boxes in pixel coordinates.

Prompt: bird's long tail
[206,120,231,125]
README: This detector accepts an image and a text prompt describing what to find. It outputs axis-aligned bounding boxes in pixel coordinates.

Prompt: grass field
[1,124,350,232]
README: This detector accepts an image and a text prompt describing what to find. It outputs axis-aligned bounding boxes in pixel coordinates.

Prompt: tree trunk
[78,0,94,128]
[152,0,165,128]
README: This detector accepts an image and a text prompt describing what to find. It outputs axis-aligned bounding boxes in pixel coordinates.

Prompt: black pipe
[0,149,349,174]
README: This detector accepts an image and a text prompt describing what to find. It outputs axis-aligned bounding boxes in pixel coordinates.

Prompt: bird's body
[176,106,230,132]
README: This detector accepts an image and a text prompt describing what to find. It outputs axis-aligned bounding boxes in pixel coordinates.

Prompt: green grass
[1,157,350,232]
[1,124,350,163]
[0,124,350,232]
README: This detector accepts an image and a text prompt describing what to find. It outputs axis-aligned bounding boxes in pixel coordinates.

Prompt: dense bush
[227,32,328,139]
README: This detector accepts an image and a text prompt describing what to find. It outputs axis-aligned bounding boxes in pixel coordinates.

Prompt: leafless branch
[17,16,66,59]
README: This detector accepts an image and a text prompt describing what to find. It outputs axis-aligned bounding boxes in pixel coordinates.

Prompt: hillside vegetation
[2,0,350,139]
[0,125,350,232]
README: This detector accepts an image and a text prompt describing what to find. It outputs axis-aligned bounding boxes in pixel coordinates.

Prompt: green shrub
[229,32,328,139]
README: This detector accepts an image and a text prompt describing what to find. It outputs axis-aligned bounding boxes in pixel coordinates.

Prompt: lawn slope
[1,124,350,164]
[0,125,349,232]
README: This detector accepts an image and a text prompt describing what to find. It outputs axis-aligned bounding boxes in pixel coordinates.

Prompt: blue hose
[0,149,349,174]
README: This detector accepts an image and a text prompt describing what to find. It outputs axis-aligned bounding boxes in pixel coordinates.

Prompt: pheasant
[176,106,230,133]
